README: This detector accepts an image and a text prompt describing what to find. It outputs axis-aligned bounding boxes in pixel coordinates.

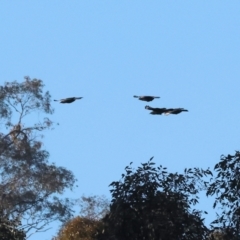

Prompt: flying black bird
[145,105,188,115]
[164,108,188,115]
[145,105,168,115]
[134,95,160,102]
[54,97,83,104]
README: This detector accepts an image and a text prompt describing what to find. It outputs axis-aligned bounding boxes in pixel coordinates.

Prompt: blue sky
[1,1,240,239]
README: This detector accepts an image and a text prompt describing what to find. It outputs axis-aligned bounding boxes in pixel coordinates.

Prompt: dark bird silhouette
[54,97,83,104]
[145,105,188,115]
[164,108,188,115]
[145,105,168,115]
[134,95,160,102]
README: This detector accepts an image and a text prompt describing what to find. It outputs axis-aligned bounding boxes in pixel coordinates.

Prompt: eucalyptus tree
[0,77,76,237]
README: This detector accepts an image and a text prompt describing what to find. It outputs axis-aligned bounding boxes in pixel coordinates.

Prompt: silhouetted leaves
[207,151,240,238]
[98,158,211,240]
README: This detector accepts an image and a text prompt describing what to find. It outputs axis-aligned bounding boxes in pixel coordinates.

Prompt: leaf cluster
[98,157,211,240]
[207,151,240,235]
[55,216,103,240]
[0,213,26,240]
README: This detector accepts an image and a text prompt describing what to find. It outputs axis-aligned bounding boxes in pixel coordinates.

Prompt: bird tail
[133,95,138,98]
[155,97,160,98]
[54,100,58,101]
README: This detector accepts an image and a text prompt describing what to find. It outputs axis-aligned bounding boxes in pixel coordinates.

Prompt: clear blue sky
[1,1,240,239]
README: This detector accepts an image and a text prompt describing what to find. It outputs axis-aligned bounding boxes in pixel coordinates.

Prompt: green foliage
[0,214,26,240]
[98,157,212,240]
[0,77,76,236]
[207,151,240,238]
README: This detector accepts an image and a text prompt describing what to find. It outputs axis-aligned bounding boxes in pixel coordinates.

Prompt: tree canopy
[55,153,240,240]
[0,77,76,237]
[55,195,109,240]
[0,213,26,240]
[98,157,212,240]
[207,151,240,239]
[1,77,240,240]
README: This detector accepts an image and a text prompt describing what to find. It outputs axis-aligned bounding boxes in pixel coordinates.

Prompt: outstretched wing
[164,108,188,115]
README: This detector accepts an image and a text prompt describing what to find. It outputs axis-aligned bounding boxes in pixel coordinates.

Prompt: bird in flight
[145,105,168,115]
[54,97,83,103]
[134,95,160,102]
[145,105,188,115]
